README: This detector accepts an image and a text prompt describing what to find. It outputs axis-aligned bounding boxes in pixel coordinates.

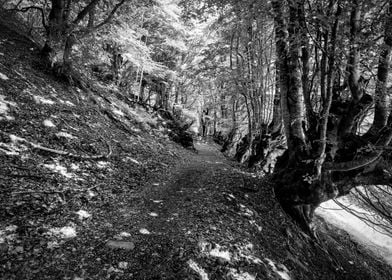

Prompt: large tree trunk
[273,0,307,162]
[41,0,68,67]
[270,0,392,236]
[367,1,392,136]
[41,0,102,77]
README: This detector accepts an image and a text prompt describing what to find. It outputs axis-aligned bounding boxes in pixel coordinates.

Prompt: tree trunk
[42,0,67,67]
[270,0,392,236]
[367,0,392,135]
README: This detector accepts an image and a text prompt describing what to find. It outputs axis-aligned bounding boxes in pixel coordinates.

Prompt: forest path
[130,140,269,279]
[143,140,234,229]
[98,140,392,280]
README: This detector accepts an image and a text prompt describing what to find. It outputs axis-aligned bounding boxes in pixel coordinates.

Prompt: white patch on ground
[9,134,24,143]
[152,183,160,186]
[238,204,253,217]
[118,261,128,269]
[87,190,96,198]
[107,266,122,273]
[5,225,17,232]
[139,228,151,235]
[43,161,74,178]
[209,245,231,262]
[97,161,110,169]
[56,131,76,139]
[234,243,263,265]
[0,225,18,243]
[112,108,124,117]
[75,210,91,220]
[66,101,75,106]
[198,240,210,252]
[316,197,392,265]
[0,142,24,155]
[0,94,17,120]
[0,134,28,155]
[47,241,60,249]
[152,200,163,203]
[249,220,262,232]
[227,269,255,280]
[48,226,77,239]
[57,100,76,106]
[33,95,55,105]
[124,157,140,165]
[187,260,209,280]
[70,163,80,170]
[43,119,56,127]
[265,258,291,280]
[0,72,9,80]
[120,232,131,237]
[149,212,158,217]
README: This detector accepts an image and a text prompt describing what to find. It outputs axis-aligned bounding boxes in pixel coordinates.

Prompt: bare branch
[75,0,127,38]
[91,0,127,31]
[326,127,392,172]
[8,5,47,28]
[72,0,100,27]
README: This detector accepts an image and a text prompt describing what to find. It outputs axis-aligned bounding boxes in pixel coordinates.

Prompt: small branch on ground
[0,130,112,160]
[10,190,65,195]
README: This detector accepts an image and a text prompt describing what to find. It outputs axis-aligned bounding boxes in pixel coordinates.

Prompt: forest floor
[1,21,392,280]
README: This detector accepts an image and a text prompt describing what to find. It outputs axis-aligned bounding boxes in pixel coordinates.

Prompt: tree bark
[368,0,392,134]
[286,0,307,155]
[272,0,291,150]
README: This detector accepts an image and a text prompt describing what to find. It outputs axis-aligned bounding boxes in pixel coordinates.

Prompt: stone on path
[106,240,135,250]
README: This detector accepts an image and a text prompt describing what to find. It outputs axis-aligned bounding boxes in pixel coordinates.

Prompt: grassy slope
[0,22,391,280]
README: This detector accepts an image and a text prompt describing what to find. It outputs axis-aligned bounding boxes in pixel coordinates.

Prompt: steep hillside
[0,23,391,280]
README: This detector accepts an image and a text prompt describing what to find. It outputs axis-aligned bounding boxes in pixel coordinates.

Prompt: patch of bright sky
[316,197,392,266]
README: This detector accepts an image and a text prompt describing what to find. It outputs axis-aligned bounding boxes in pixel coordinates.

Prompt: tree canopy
[3,0,392,236]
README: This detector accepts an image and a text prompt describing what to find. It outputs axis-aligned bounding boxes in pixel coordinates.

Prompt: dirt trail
[144,140,234,225]
[130,141,269,279]
[93,141,392,280]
